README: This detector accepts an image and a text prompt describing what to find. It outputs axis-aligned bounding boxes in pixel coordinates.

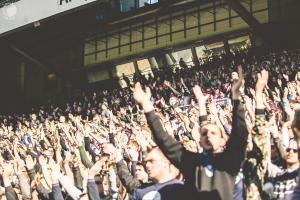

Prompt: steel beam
[11,46,49,73]
[142,21,145,48]
[118,28,121,55]
[197,6,201,34]
[169,13,173,42]
[225,0,273,47]
[105,32,108,57]
[183,9,187,38]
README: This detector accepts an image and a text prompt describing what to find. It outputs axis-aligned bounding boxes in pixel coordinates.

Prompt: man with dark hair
[130,147,183,200]
[116,147,185,199]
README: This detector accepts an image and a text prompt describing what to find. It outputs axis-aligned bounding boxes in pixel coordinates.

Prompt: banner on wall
[0,0,98,36]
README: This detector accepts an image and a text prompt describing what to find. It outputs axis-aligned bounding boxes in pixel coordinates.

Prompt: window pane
[195,41,225,64]
[139,0,159,7]
[171,49,193,68]
[115,62,135,77]
[228,35,251,52]
[137,59,153,77]
[120,0,135,12]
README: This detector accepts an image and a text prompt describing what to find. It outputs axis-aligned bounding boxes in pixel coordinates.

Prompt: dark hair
[136,161,146,172]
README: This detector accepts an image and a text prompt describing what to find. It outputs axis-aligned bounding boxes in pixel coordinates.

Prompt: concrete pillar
[19,61,25,91]
[154,54,165,68]
[191,46,200,67]
[148,57,159,69]
[165,53,174,67]
[223,39,231,55]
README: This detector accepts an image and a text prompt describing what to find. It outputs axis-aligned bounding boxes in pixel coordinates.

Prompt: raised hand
[209,101,218,116]
[38,155,48,166]
[128,148,139,162]
[133,82,152,105]
[164,80,171,87]
[231,65,244,99]
[74,132,84,147]
[255,70,269,109]
[193,85,209,116]
[283,87,289,98]
[256,70,269,93]
[136,132,149,152]
[180,78,185,85]
[48,159,60,183]
[25,155,36,171]
[64,151,72,163]
[283,74,289,81]
[88,157,108,179]
[2,160,14,178]
[133,82,153,112]
[192,85,209,104]
[102,143,116,157]
[249,88,255,97]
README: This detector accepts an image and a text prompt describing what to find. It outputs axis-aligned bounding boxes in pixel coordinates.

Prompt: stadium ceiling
[0,0,273,54]
[224,0,272,47]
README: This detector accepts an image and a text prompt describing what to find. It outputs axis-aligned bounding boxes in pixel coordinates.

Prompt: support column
[154,53,166,68]
[133,60,139,72]
[191,46,200,67]
[18,61,25,92]
[225,0,273,48]
[165,53,174,67]
[148,57,159,69]
[223,39,231,55]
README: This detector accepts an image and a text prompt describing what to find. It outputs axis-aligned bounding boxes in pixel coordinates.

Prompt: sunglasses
[286,148,298,153]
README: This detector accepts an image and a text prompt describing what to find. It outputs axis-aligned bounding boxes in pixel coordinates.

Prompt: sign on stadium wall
[0,0,97,35]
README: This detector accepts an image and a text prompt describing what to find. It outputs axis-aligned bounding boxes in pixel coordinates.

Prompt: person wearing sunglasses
[266,138,299,200]
[292,107,300,200]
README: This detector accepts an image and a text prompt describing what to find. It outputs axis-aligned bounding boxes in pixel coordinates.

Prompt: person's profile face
[145,149,169,182]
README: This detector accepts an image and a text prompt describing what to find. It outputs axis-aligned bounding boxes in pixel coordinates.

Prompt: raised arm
[2,161,18,200]
[214,66,248,174]
[133,83,200,177]
[50,160,64,200]
[87,158,107,200]
[115,149,142,194]
[251,70,270,185]
[164,81,181,96]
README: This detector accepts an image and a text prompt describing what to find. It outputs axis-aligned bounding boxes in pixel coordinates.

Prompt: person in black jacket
[115,146,186,200]
[133,66,248,200]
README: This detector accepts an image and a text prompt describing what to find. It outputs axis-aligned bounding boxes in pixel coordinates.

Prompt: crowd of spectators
[0,48,300,200]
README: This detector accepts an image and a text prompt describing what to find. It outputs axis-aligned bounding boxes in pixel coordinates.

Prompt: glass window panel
[139,0,159,7]
[195,41,225,64]
[137,59,152,76]
[120,0,135,12]
[171,48,193,68]
[228,35,251,52]
[115,62,135,77]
